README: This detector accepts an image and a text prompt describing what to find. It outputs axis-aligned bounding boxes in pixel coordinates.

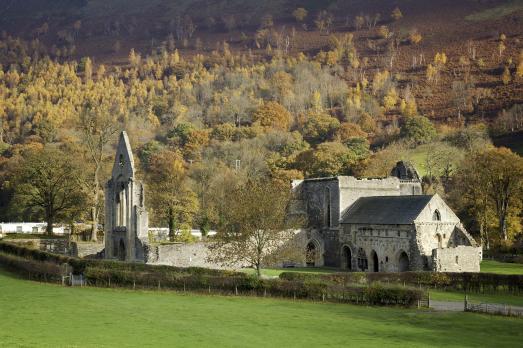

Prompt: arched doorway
[306,242,317,267]
[118,239,126,261]
[342,246,352,270]
[357,248,368,271]
[399,251,410,272]
[371,250,379,272]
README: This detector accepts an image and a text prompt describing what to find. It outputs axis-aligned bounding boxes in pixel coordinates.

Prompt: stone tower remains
[104,131,149,262]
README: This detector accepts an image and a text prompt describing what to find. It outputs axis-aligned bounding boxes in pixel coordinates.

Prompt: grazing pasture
[1,268,522,347]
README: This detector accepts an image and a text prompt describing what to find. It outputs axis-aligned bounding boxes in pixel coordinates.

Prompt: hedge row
[0,241,424,307]
[83,266,423,306]
[0,252,63,282]
[279,271,523,294]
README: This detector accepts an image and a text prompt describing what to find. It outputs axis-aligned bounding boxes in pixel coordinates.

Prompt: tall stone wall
[146,242,247,269]
[432,246,482,272]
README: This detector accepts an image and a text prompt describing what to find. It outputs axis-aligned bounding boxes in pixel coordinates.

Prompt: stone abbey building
[292,162,481,272]
[104,132,480,273]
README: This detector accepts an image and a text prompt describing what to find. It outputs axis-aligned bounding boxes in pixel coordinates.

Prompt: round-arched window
[433,210,441,221]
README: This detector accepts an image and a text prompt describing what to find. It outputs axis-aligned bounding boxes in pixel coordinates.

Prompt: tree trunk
[46,213,54,235]
[256,263,261,278]
[168,208,176,242]
[498,195,509,241]
[90,206,98,241]
[500,213,508,241]
[90,167,100,242]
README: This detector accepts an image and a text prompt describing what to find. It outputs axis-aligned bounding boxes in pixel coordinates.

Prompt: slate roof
[341,195,433,225]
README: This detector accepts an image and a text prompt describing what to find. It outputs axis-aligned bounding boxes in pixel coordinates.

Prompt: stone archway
[370,250,379,272]
[398,251,410,272]
[118,239,126,261]
[342,246,352,270]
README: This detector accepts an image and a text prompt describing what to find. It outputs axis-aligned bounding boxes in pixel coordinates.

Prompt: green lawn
[246,260,523,277]
[481,260,523,275]
[242,267,342,277]
[430,290,523,307]
[1,269,522,347]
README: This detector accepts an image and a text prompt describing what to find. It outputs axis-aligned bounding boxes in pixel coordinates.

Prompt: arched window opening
[357,248,368,271]
[306,242,317,267]
[371,250,379,272]
[118,239,126,261]
[399,252,410,272]
[342,246,352,270]
[433,210,441,221]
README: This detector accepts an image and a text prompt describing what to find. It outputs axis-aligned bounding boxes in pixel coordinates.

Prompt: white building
[0,222,67,235]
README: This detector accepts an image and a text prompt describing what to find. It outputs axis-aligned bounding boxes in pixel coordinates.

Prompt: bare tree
[79,106,119,241]
[209,179,304,277]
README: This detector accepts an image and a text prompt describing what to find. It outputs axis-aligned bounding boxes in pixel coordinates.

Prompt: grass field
[0,269,522,348]
[430,290,523,307]
[481,260,523,275]
[246,260,523,277]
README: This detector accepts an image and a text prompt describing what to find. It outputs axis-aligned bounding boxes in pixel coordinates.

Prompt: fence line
[465,299,523,318]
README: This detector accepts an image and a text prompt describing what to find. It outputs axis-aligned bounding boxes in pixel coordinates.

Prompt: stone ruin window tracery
[433,210,441,221]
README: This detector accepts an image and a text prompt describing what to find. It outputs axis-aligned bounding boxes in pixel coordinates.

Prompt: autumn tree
[78,106,119,241]
[391,7,403,21]
[147,149,199,241]
[501,66,511,85]
[292,8,308,22]
[400,115,437,145]
[301,112,340,144]
[209,178,303,277]
[294,141,359,177]
[473,148,523,241]
[315,10,333,35]
[252,101,292,131]
[12,147,87,235]
[408,29,422,45]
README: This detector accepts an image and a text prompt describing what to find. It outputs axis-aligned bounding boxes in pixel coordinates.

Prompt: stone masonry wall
[71,242,105,258]
[5,239,71,255]
[147,242,247,269]
[432,246,482,272]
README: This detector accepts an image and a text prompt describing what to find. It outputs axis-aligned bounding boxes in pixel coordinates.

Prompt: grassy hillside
[1,268,522,347]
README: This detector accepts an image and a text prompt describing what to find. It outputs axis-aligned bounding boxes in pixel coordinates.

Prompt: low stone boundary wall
[4,238,71,255]
[71,242,105,258]
[147,242,246,269]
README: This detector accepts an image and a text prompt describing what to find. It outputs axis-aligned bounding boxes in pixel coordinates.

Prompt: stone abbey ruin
[105,131,481,272]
